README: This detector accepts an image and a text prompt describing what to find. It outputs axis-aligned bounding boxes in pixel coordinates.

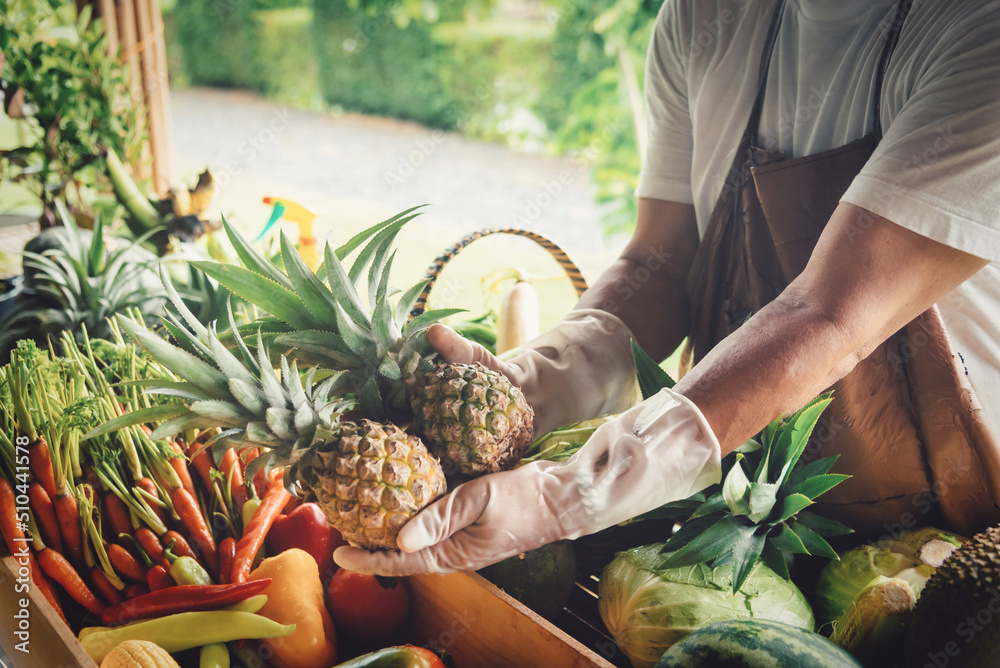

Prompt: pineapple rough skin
[295,420,447,550]
[904,526,1000,668]
[410,363,534,476]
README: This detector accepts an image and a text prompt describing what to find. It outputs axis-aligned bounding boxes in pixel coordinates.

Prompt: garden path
[171,87,626,325]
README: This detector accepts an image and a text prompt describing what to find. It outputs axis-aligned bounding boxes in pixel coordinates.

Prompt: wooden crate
[0,552,97,668]
[0,550,614,668]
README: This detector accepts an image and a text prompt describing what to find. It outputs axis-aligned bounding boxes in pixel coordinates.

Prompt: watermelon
[478,540,576,620]
[655,619,863,668]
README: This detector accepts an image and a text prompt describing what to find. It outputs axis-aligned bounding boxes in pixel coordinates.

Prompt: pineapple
[87,307,446,550]
[190,207,534,476]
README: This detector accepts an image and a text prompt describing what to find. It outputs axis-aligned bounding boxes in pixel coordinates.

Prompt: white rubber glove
[429,308,642,438]
[334,387,722,575]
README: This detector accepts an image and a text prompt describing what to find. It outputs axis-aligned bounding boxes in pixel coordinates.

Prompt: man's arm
[677,202,988,455]
[576,197,699,361]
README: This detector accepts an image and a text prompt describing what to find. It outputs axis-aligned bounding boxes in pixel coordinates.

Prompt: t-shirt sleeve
[842,6,1000,262]
[635,0,695,204]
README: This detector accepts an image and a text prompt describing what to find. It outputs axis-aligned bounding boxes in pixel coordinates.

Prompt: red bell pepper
[266,502,348,582]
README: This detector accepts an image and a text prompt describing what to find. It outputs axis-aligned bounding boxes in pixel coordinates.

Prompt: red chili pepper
[101,579,272,626]
[218,537,236,585]
[232,473,290,584]
[28,482,64,555]
[123,583,149,599]
[145,564,174,592]
[89,567,124,606]
[268,503,347,583]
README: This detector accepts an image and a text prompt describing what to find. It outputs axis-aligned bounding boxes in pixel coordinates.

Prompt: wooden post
[133,0,171,194]
[89,0,174,193]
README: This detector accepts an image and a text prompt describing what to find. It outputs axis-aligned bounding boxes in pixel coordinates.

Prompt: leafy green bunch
[631,342,853,593]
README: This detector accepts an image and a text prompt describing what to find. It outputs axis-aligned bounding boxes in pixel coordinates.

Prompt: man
[336,0,1000,575]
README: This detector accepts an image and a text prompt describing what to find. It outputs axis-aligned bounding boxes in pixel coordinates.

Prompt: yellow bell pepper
[249,548,337,668]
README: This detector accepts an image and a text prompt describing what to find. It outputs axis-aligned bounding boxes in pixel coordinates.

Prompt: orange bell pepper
[249,548,337,668]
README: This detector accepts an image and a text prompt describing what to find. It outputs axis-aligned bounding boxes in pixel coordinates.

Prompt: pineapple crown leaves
[82,304,352,472]
[658,393,852,593]
[185,206,465,419]
[0,206,166,352]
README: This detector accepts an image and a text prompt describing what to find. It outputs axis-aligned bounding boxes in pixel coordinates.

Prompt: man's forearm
[575,198,700,361]
[674,292,857,454]
[576,256,690,361]
[674,203,988,455]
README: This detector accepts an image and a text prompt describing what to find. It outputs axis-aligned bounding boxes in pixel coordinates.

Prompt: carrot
[135,477,168,527]
[218,537,236,585]
[162,530,200,563]
[167,440,197,498]
[232,474,290,584]
[169,486,218,576]
[27,437,56,499]
[28,482,64,555]
[107,543,146,583]
[52,486,83,565]
[190,447,215,493]
[36,547,105,615]
[103,492,133,542]
[123,583,149,599]
[90,567,124,606]
[146,564,174,591]
[0,479,67,623]
[221,448,249,512]
[135,528,166,567]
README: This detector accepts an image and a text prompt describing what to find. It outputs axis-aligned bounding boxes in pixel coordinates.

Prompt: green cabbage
[815,527,964,626]
[598,543,815,668]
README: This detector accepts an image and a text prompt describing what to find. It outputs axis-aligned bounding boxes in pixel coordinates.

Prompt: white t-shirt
[637,0,1000,441]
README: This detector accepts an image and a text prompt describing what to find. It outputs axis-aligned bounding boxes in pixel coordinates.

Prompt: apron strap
[745,0,788,139]
[872,0,915,136]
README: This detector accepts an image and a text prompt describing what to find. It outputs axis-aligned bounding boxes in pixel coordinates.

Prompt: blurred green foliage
[0,0,147,218]
[166,0,665,235]
[312,0,457,127]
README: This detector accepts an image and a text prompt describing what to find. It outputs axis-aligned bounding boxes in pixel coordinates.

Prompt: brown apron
[683,0,1000,537]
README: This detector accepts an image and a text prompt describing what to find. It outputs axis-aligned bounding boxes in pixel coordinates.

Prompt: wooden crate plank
[408,571,614,668]
[0,552,97,668]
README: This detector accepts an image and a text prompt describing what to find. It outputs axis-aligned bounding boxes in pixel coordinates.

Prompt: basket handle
[410,227,588,318]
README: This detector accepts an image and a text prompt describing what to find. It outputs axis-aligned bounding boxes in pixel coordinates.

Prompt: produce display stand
[1,546,616,668]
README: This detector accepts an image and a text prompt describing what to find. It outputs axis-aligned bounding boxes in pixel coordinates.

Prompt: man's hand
[426,323,511,374]
[334,388,721,575]
[427,310,642,438]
